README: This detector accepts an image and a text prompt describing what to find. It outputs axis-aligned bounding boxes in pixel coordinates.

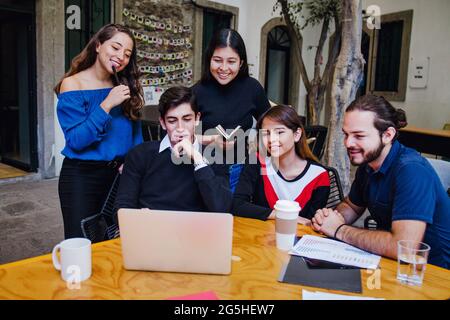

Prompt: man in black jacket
[116,86,232,213]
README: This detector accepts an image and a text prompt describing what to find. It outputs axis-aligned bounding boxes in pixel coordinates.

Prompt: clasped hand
[312,208,346,238]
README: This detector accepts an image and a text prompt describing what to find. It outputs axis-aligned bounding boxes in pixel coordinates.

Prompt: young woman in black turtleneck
[192,28,271,192]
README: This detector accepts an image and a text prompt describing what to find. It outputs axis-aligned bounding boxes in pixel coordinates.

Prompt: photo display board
[122,0,195,105]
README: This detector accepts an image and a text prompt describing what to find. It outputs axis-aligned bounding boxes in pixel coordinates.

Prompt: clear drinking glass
[397,240,430,286]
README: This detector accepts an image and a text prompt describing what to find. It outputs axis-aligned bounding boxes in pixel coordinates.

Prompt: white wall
[216,0,334,117]
[361,0,450,130]
[219,0,450,129]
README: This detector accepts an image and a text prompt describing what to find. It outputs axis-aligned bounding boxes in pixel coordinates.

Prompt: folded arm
[336,220,427,259]
[312,206,427,260]
[231,164,272,220]
[115,147,143,209]
[194,165,232,213]
[335,197,366,224]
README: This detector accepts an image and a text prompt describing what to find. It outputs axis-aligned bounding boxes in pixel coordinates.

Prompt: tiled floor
[0,178,64,264]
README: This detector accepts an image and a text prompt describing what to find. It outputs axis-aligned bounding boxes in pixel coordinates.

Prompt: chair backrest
[141,120,163,141]
[426,158,450,194]
[324,166,344,209]
[81,173,121,242]
[298,115,306,126]
[362,158,450,230]
[305,125,328,160]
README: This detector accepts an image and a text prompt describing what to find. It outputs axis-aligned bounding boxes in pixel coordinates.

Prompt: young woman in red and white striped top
[232,105,330,221]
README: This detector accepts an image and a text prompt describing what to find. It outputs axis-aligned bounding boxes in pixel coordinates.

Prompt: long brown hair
[54,24,144,121]
[256,105,318,162]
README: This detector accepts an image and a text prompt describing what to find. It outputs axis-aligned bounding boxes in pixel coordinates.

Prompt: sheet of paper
[289,235,381,269]
[143,86,164,106]
[302,290,384,300]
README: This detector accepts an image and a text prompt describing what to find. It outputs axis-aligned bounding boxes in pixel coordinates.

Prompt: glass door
[65,0,112,70]
[0,4,37,171]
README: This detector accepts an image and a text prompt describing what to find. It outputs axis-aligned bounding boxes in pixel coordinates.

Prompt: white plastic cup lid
[274,200,301,213]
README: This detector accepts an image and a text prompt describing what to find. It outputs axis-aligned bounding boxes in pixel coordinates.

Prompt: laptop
[118,208,234,275]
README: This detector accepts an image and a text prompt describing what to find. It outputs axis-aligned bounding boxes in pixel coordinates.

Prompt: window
[191,0,238,81]
[362,10,413,101]
[0,1,38,171]
[202,8,232,58]
[265,26,291,104]
[260,18,301,108]
[65,0,112,70]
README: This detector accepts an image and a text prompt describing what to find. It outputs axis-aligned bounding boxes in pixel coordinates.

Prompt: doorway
[65,0,113,70]
[0,2,37,173]
[265,26,291,105]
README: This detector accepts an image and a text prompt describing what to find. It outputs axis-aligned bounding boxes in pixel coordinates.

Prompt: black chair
[305,125,328,160]
[298,115,306,126]
[324,166,379,230]
[141,119,164,141]
[364,216,379,230]
[324,166,344,209]
[80,173,121,243]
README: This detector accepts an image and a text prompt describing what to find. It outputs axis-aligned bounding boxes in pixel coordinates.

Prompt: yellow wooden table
[1,217,449,300]
[400,126,450,139]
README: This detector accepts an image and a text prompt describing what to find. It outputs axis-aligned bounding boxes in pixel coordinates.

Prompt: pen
[112,65,120,85]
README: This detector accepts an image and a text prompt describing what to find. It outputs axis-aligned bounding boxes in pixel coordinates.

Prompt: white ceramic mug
[274,200,301,251]
[52,238,92,282]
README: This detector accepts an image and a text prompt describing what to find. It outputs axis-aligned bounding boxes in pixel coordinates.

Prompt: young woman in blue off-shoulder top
[54,24,144,240]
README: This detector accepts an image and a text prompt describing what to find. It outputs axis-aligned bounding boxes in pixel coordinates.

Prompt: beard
[347,137,385,166]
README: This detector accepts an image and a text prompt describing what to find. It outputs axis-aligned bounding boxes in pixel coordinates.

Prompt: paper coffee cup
[274,200,300,251]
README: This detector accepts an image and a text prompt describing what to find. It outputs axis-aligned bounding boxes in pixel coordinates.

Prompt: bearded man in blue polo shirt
[312,95,450,269]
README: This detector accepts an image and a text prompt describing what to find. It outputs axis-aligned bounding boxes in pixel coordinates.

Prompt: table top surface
[1,217,449,300]
[400,126,450,138]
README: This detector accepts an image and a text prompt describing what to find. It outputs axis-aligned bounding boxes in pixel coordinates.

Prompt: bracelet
[334,224,347,240]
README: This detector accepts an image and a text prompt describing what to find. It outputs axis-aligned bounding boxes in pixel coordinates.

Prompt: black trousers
[58,158,118,239]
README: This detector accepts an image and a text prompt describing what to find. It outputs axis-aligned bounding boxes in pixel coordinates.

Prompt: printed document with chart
[289,235,381,269]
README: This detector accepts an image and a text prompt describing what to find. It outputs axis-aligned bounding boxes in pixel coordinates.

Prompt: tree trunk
[278,0,340,126]
[307,17,330,126]
[324,0,365,194]
[279,0,311,93]
[307,83,319,125]
[307,81,329,126]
